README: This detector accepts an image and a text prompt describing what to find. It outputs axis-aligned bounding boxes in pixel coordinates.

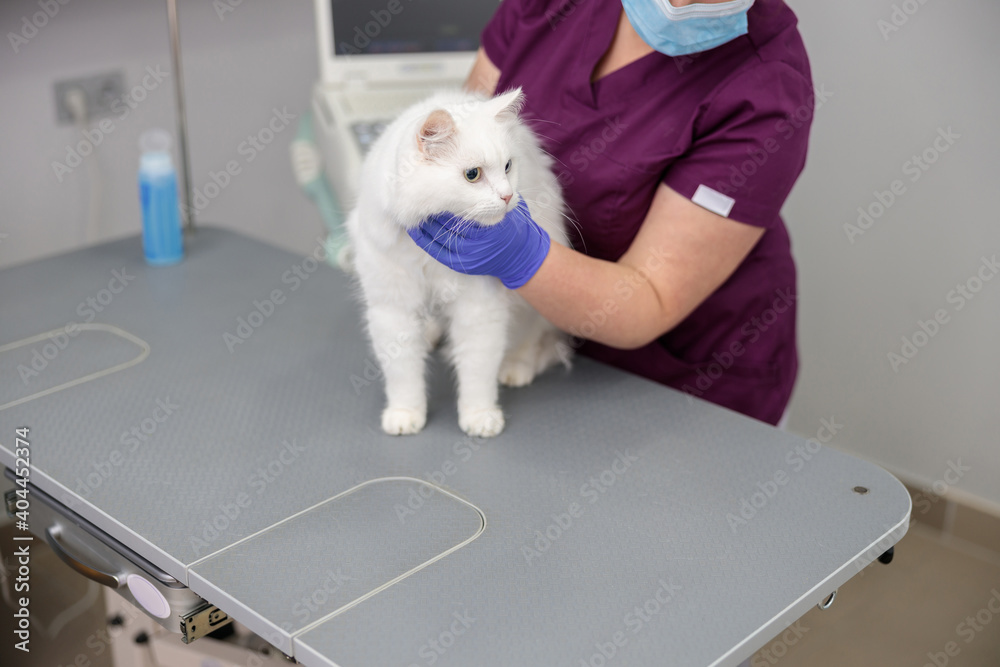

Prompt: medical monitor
[315,0,496,85]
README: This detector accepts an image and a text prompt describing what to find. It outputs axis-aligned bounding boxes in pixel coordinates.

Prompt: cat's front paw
[381,406,427,435]
[458,406,505,438]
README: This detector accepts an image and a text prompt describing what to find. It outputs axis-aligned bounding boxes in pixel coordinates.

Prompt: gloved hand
[407,198,551,289]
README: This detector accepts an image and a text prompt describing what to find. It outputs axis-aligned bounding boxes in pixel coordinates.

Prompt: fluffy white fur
[345,88,571,437]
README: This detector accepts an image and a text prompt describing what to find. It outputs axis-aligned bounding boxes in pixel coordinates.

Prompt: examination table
[0,227,910,666]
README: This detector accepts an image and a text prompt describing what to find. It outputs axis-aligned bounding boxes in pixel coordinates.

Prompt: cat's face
[402,89,525,227]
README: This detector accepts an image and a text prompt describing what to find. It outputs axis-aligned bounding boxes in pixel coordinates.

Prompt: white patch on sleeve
[692,184,735,218]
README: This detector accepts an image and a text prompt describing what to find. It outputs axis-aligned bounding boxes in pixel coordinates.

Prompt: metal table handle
[45,524,123,589]
[817,589,837,610]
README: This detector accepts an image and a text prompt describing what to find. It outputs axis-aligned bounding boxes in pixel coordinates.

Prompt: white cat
[345,87,571,437]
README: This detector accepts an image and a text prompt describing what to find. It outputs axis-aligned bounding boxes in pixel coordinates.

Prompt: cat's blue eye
[505,159,512,173]
[464,167,481,183]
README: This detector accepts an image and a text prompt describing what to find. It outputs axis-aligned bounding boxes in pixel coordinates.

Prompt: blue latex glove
[407,199,551,289]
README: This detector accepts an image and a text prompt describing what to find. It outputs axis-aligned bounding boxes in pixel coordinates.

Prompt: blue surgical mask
[622,0,755,57]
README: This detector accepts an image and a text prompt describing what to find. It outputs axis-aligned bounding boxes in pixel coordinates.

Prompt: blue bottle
[138,129,183,265]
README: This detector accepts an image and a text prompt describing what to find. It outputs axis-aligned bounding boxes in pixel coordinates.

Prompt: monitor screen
[332,0,495,55]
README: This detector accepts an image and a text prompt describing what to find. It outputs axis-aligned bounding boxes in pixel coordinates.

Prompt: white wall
[3,1,998,509]
[0,0,323,269]
[783,0,1000,510]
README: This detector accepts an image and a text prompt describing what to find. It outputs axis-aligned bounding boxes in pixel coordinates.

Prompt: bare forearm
[516,242,677,349]
[516,183,766,349]
[464,47,500,96]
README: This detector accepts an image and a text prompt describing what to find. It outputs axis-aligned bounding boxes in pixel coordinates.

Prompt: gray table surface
[0,228,910,666]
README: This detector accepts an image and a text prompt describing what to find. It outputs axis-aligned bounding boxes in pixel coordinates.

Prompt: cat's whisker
[449,212,482,235]
[519,114,562,128]
[523,129,559,147]
[458,219,479,235]
[430,225,458,246]
[523,198,584,248]
[534,145,571,172]
[521,198,565,219]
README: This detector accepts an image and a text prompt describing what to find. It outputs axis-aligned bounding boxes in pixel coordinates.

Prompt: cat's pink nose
[501,193,512,204]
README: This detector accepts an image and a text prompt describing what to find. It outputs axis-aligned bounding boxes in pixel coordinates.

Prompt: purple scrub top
[482,0,814,425]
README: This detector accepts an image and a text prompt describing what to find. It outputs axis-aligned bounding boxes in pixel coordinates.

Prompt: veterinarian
[409,0,813,427]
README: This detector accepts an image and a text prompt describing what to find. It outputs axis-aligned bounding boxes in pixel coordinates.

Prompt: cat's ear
[492,87,525,122]
[417,109,456,158]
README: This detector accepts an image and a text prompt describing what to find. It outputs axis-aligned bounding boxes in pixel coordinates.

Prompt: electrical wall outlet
[54,70,125,124]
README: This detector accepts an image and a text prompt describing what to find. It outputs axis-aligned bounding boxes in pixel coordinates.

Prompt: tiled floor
[752,522,1000,666]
